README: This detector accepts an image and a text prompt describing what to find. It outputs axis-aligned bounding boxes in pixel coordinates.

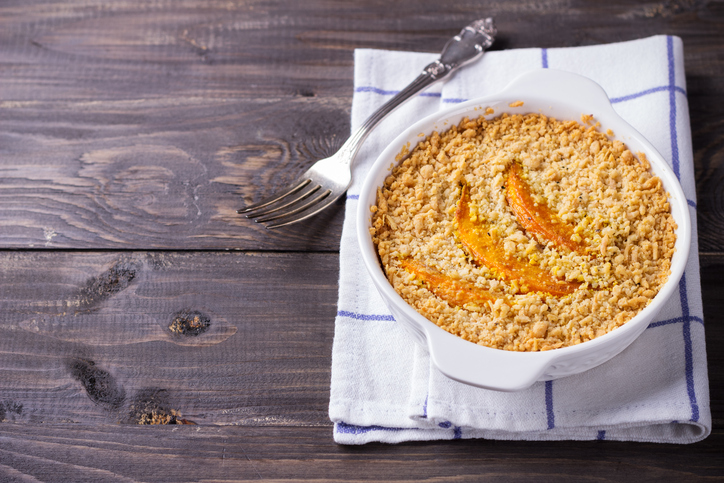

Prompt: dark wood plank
[0,95,348,250]
[0,0,721,250]
[0,252,337,427]
[0,424,721,482]
[700,254,724,422]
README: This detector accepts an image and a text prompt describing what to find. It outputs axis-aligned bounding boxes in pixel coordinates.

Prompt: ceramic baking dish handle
[426,327,557,391]
[500,69,615,112]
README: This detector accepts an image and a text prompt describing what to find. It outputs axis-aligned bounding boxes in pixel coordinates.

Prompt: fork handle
[340,18,497,165]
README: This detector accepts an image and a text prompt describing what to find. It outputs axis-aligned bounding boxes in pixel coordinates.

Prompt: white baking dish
[356,69,691,391]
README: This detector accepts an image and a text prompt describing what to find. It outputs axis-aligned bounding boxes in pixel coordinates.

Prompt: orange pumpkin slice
[400,259,498,307]
[506,163,586,254]
[455,184,580,296]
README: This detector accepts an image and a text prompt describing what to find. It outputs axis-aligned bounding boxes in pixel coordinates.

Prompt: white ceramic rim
[357,69,691,391]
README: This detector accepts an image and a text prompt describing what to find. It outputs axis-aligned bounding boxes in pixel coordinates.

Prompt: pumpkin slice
[400,259,498,307]
[506,163,585,253]
[455,185,580,296]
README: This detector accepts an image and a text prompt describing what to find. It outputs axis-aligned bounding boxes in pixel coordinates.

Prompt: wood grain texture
[0,252,337,427]
[0,0,721,250]
[0,425,721,482]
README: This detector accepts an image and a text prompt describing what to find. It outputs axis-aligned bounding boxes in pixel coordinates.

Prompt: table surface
[0,0,722,481]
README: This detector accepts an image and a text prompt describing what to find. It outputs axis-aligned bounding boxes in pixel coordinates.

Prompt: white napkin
[329,35,711,444]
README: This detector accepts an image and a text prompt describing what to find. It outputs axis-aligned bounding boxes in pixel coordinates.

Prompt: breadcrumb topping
[371,113,675,351]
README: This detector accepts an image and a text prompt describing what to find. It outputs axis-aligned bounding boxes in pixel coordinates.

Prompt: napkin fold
[329,35,711,444]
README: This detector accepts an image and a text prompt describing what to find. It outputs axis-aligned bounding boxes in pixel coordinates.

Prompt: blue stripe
[441,98,468,104]
[422,395,428,418]
[355,86,442,98]
[336,421,463,438]
[346,194,359,200]
[355,86,399,96]
[666,37,699,423]
[545,380,555,429]
[435,85,688,107]
[337,310,395,321]
[597,430,606,440]
[679,274,700,422]
[648,315,704,329]
[541,48,548,68]
[336,421,405,434]
[355,85,463,104]
[356,83,686,108]
[610,85,686,104]
[339,310,704,327]
[687,199,697,209]
[684,319,700,422]
[438,421,462,439]
[667,36,681,179]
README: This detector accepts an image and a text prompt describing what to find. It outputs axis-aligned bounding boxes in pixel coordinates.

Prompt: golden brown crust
[371,113,675,352]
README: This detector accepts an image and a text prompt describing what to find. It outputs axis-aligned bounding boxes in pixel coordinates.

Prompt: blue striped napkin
[329,36,711,444]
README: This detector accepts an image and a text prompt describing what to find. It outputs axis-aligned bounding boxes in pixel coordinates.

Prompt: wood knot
[296,88,315,97]
[75,260,139,311]
[169,309,210,336]
[0,400,23,422]
[67,358,125,409]
[129,389,195,425]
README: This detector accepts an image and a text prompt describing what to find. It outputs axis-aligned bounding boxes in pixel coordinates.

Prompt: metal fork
[239,18,496,229]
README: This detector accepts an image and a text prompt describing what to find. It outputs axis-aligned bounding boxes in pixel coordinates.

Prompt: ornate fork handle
[240,19,495,228]
[340,18,497,164]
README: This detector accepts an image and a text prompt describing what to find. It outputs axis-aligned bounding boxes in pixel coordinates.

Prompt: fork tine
[264,192,342,229]
[237,179,311,215]
[244,184,322,219]
[254,188,333,223]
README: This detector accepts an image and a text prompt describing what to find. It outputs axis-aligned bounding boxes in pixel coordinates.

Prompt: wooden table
[0,1,722,480]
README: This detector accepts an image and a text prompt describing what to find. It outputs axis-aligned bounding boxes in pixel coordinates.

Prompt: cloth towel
[329,35,711,444]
